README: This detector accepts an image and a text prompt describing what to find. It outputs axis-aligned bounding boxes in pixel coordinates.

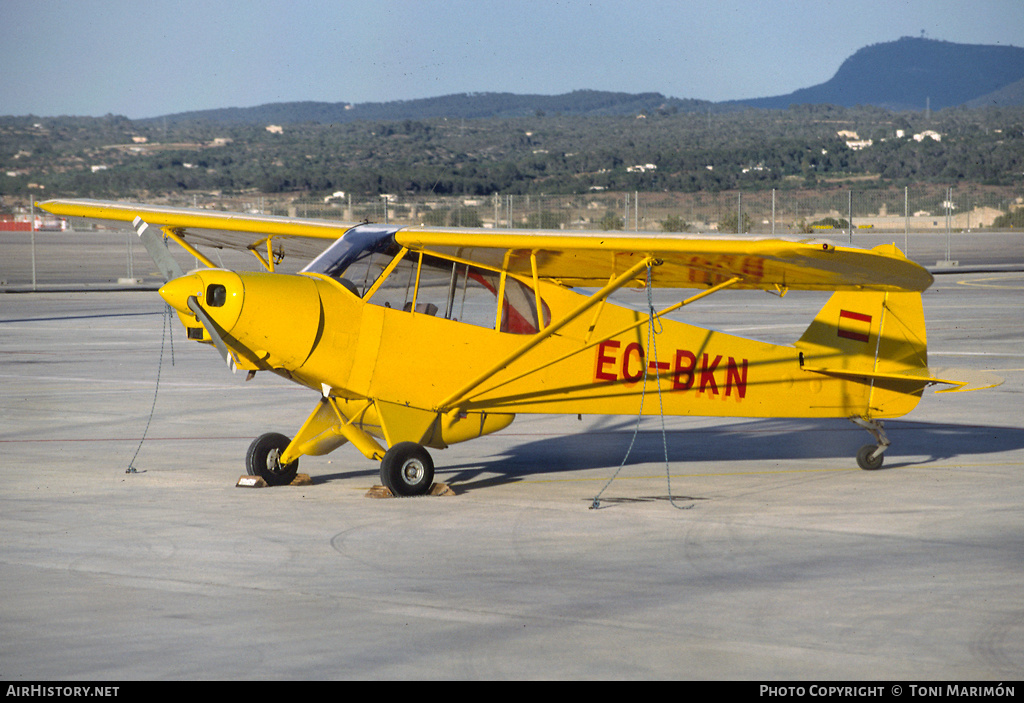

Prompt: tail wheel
[380,442,434,497]
[856,444,884,470]
[246,432,299,486]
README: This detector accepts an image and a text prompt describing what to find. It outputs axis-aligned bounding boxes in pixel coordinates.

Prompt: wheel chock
[236,473,312,488]
[429,482,456,497]
[365,485,394,498]
[237,476,267,488]
[364,483,455,498]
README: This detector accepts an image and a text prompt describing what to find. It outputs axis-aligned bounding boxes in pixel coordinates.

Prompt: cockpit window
[301,225,402,296]
[368,250,550,334]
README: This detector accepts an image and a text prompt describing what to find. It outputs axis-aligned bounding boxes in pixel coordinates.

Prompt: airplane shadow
[303,418,1024,495]
[433,417,1024,494]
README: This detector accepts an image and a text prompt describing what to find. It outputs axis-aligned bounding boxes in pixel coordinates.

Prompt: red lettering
[597,342,749,400]
[699,354,721,394]
[622,342,644,383]
[725,357,748,398]
[595,340,620,382]
[741,256,764,279]
[673,349,696,390]
[688,256,712,284]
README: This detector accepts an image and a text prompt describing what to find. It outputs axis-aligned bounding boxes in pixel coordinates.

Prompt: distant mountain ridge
[732,37,1024,111]
[154,90,716,125]
[148,38,1024,125]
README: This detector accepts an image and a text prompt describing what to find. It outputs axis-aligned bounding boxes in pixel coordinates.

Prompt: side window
[366,250,418,310]
[408,255,455,318]
[453,265,503,329]
[500,277,550,334]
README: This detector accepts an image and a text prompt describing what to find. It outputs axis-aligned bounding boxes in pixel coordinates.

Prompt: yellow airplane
[38,198,998,496]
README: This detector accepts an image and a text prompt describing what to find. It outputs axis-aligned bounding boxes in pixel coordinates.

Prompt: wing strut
[436,256,655,413]
[161,226,217,269]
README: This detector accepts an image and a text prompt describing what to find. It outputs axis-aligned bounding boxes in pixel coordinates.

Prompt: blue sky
[3,0,1023,118]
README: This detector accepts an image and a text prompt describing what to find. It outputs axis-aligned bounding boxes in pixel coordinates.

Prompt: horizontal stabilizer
[801,365,1003,393]
[929,367,1005,393]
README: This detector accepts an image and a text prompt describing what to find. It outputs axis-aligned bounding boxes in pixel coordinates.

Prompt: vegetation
[810,217,850,230]
[660,214,689,232]
[993,208,1024,228]
[598,211,624,231]
[2,104,1022,205]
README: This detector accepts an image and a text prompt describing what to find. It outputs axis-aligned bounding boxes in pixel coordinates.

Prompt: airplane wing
[38,199,932,292]
[397,229,933,292]
[36,198,356,262]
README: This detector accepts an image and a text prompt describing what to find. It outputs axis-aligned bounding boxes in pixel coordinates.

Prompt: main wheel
[380,442,434,497]
[856,444,884,470]
[246,432,299,486]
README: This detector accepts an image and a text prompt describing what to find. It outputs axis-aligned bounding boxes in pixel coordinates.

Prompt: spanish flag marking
[838,309,872,343]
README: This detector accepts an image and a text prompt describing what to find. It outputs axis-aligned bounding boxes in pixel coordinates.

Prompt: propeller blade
[133,216,185,282]
[186,295,237,374]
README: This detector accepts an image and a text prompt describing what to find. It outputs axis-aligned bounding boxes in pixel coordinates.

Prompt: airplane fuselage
[160,265,922,450]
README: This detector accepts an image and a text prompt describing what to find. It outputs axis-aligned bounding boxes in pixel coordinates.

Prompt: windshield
[301,225,403,296]
[302,223,549,333]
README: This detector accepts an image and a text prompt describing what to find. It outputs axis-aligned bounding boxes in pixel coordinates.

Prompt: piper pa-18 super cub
[39,199,997,496]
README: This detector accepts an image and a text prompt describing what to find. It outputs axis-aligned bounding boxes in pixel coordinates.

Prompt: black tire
[856,444,884,470]
[246,432,299,486]
[380,442,434,497]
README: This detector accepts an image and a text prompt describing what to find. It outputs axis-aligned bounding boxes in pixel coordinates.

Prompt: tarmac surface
[1,230,1023,680]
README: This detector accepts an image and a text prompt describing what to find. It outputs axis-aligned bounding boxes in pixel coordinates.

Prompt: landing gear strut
[851,417,889,470]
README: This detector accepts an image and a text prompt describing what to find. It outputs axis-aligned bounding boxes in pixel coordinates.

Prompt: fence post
[904,186,909,253]
[30,198,37,291]
[737,191,742,234]
[848,190,853,243]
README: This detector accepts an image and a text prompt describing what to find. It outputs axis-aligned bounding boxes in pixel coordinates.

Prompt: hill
[150,90,718,126]
[139,38,1024,127]
[732,37,1024,111]
[965,76,1024,108]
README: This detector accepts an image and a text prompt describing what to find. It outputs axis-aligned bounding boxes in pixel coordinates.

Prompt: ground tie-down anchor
[850,416,891,470]
[591,261,693,511]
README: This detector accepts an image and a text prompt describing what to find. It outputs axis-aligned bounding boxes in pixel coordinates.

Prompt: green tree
[422,208,449,226]
[718,211,753,234]
[526,210,566,229]
[810,216,850,229]
[599,210,624,230]
[660,214,689,232]
[450,207,483,227]
[993,208,1024,229]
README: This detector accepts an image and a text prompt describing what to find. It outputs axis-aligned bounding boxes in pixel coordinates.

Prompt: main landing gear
[245,433,436,496]
[246,432,300,486]
[851,416,890,470]
[379,441,435,497]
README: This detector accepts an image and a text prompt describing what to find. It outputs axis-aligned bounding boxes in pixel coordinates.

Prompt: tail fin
[796,247,933,417]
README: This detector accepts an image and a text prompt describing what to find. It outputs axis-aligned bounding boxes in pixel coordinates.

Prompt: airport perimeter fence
[2,184,1022,289]
[172,183,1021,236]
